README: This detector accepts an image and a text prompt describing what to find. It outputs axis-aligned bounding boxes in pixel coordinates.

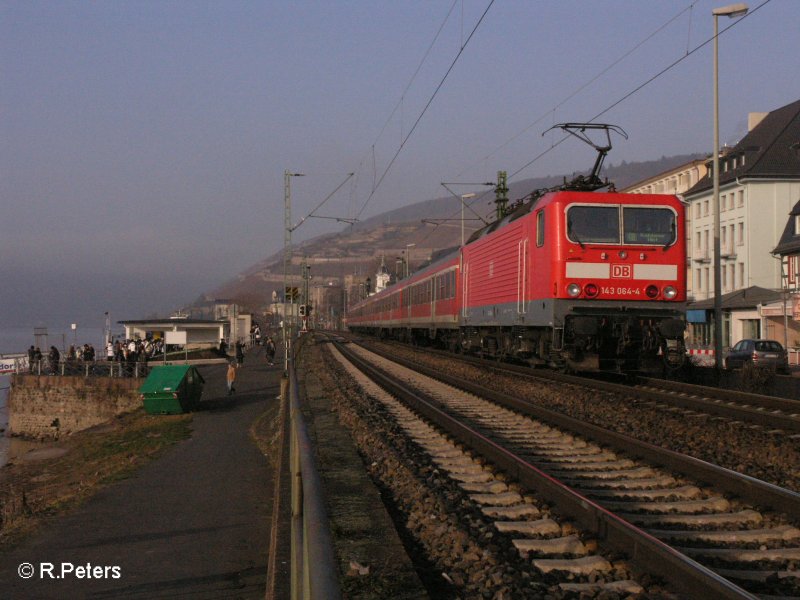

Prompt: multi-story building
[684,99,800,302]
[681,98,800,350]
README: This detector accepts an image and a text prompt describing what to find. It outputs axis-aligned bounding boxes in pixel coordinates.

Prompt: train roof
[349,246,459,311]
[465,189,682,245]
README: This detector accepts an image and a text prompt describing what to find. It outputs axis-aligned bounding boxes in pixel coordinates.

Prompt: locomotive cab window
[623,207,676,246]
[566,205,619,244]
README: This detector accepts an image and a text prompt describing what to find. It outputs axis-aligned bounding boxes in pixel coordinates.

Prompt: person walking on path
[226,361,237,395]
[265,337,276,366]
[235,340,245,367]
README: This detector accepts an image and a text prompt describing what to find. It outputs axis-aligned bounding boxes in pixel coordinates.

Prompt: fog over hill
[203,153,702,311]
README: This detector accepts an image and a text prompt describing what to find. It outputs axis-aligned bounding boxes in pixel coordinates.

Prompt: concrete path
[0,349,285,599]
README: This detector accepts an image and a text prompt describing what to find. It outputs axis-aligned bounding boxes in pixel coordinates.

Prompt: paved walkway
[0,349,285,599]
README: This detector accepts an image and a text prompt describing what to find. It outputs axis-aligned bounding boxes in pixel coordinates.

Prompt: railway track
[326,338,800,599]
[354,336,800,435]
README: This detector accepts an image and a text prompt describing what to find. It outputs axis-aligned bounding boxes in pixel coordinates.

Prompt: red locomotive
[347,124,687,372]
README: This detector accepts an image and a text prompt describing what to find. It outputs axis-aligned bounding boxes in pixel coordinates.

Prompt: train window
[567,205,619,244]
[623,207,676,246]
[536,210,545,247]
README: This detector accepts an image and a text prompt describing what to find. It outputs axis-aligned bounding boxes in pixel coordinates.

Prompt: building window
[704,229,710,255]
[722,265,727,289]
[729,193,734,210]
[739,263,745,287]
[705,268,710,294]
[730,264,736,289]
[741,154,746,166]
[696,269,702,290]
[794,215,800,235]
[738,190,744,207]
[704,200,709,216]
[737,222,744,245]
[695,203,700,219]
[720,194,726,212]
[695,231,701,254]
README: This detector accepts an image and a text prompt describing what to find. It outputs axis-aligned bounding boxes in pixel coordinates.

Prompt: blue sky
[2,0,799,331]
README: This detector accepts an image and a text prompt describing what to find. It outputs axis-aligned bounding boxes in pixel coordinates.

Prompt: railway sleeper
[678,546,800,563]
[532,554,613,576]
[531,458,637,471]
[601,496,730,514]
[618,509,763,527]
[715,567,800,583]
[649,525,800,544]
[547,466,657,480]
[525,451,621,464]
[513,534,589,557]
[560,475,677,490]
[481,504,541,519]
[581,484,703,501]
[559,580,645,595]
[494,519,561,537]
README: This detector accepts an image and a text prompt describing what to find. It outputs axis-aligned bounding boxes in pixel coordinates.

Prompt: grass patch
[0,409,192,550]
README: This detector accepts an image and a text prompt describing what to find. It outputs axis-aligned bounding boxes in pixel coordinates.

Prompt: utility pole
[283,170,304,372]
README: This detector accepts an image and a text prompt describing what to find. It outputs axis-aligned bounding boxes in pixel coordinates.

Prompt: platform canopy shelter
[119,317,227,350]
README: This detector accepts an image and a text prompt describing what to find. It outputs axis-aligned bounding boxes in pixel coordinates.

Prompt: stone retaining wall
[9,375,142,440]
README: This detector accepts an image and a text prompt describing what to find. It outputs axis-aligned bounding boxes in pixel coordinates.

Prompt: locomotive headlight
[618,250,628,259]
[645,285,659,298]
[663,286,678,300]
[567,283,582,297]
[584,283,599,298]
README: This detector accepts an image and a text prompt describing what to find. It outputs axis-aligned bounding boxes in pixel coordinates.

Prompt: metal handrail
[289,358,341,600]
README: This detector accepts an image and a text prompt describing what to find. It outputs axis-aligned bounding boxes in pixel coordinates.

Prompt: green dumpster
[139,365,205,414]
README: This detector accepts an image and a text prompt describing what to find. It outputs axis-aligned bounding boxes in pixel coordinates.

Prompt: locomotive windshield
[567,205,619,244]
[566,205,676,246]
[622,207,676,245]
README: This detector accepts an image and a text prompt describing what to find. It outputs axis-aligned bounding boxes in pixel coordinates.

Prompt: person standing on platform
[265,337,276,366]
[226,361,237,395]
[235,341,244,367]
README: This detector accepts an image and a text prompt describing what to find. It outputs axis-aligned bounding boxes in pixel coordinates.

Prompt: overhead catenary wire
[453,1,700,182]
[356,0,496,220]
[436,0,770,241]
[509,0,771,184]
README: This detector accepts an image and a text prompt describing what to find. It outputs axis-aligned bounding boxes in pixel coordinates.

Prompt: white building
[684,99,800,302]
[680,99,800,349]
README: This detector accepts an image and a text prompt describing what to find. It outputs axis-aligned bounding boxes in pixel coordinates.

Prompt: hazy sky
[2,0,799,331]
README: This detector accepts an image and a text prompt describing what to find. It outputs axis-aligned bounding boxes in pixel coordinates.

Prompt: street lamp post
[405,243,416,278]
[712,3,748,373]
[283,170,304,373]
[461,193,476,247]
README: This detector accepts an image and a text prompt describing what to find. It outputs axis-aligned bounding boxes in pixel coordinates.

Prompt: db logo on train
[611,264,632,279]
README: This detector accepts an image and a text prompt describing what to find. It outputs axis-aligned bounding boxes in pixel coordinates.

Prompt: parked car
[724,339,790,373]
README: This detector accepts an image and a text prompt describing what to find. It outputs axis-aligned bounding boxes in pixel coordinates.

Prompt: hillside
[203,153,703,312]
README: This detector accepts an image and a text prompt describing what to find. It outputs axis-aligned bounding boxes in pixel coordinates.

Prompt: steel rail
[335,342,757,600]
[630,375,800,414]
